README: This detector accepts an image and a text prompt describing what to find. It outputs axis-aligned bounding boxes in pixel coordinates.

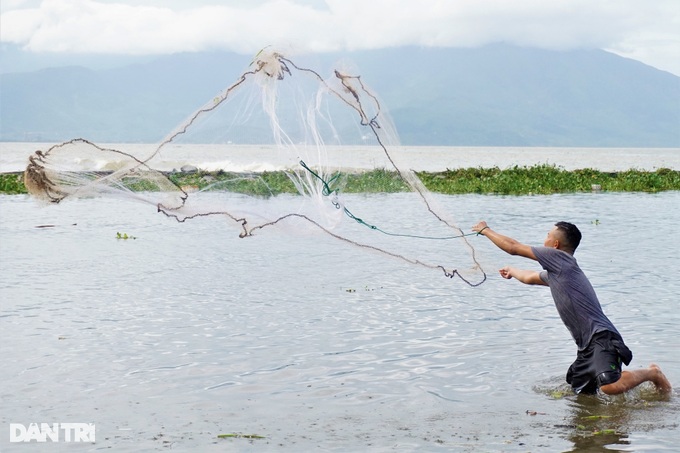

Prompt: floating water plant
[582,415,613,420]
[116,232,137,240]
[0,173,26,194]
[591,429,618,436]
[217,433,265,439]
[549,389,571,399]
[4,166,680,196]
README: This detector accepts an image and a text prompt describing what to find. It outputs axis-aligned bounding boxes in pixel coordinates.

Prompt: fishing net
[24,49,486,286]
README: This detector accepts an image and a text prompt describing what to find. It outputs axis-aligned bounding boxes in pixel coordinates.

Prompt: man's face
[544,226,560,249]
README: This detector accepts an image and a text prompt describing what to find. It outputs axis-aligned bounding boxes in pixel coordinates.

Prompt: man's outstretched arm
[499,266,548,286]
[472,221,537,260]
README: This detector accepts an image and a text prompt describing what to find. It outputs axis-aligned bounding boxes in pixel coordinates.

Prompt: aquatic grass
[121,176,170,192]
[3,166,680,196]
[548,389,571,400]
[0,172,27,194]
[217,433,266,439]
[165,166,680,195]
[343,168,410,193]
[169,170,297,197]
[416,165,680,195]
[602,168,680,192]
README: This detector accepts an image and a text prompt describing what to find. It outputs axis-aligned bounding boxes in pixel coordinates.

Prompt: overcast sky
[2,0,679,76]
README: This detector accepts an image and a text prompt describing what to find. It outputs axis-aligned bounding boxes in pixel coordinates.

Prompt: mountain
[1,44,679,147]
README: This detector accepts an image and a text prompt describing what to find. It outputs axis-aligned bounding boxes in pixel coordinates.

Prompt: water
[1,190,679,452]
[1,142,679,173]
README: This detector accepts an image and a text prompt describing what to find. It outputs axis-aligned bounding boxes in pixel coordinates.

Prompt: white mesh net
[24,49,486,285]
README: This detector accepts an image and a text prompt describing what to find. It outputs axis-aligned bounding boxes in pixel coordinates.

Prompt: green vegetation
[217,433,265,439]
[162,165,680,195]
[0,173,26,195]
[548,389,571,400]
[416,165,680,195]
[3,165,680,197]
[344,168,409,193]
[169,170,297,197]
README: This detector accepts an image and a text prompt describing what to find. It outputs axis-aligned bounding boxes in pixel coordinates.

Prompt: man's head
[544,221,582,254]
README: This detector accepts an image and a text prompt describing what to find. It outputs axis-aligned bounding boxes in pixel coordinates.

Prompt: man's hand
[498,266,547,285]
[499,266,513,279]
[472,221,489,235]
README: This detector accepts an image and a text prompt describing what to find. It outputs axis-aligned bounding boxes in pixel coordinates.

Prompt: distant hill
[1,44,678,146]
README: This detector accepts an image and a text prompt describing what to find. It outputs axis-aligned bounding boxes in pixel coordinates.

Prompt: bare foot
[649,363,672,394]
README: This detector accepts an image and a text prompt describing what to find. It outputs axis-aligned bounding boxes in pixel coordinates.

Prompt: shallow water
[1,191,679,452]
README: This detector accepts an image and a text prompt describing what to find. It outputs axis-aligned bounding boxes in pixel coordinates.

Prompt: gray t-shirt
[532,246,619,351]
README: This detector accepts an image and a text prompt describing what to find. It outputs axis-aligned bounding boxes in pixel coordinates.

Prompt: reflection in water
[563,394,634,452]
[558,387,676,452]
[531,377,678,452]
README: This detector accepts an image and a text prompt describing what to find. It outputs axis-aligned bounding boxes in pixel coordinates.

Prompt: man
[471,220,671,396]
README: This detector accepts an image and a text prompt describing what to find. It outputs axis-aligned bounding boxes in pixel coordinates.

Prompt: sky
[1,0,679,76]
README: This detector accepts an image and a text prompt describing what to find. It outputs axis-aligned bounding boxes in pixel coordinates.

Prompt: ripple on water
[1,192,679,451]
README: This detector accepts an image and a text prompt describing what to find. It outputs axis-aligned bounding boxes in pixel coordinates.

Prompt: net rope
[24,49,487,286]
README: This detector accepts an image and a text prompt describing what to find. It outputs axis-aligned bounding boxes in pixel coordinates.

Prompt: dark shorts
[566,330,633,395]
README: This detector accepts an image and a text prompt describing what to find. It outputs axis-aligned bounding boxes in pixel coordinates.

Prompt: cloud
[1,0,679,75]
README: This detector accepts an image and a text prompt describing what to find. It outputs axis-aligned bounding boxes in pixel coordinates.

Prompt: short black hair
[555,221,582,252]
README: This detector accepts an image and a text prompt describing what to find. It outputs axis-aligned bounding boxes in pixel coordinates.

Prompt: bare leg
[600,363,672,395]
